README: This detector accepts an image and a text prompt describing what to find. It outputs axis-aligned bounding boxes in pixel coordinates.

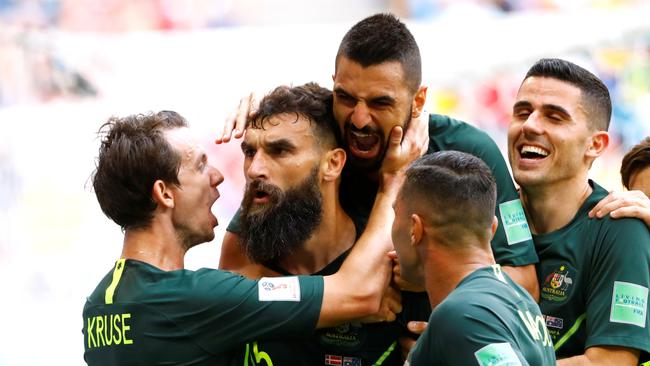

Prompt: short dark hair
[336,13,421,93]
[621,136,650,189]
[251,82,341,149]
[399,151,497,246]
[92,111,187,230]
[524,58,612,131]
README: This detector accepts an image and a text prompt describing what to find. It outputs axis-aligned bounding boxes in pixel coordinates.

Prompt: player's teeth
[521,145,549,156]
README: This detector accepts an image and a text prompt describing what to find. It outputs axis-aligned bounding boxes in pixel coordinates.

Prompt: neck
[520,174,592,235]
[278,186,356,274]
[120,217,187,271]
[423,242,495,309]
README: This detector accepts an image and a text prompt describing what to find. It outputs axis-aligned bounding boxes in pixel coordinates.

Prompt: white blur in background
[1,0,649,365]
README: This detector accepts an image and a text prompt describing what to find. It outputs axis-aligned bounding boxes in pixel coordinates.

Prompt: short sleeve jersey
[82,259,323,366]
[408,265,556,366]
[237,252,403,366]
[336,114,537,267]
[536,180,650,361]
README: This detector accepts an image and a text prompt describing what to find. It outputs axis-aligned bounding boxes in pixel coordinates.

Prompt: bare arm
[557,345,639,366]
[589,190,650,227]
[219,231,277,279]
[318,126,416,328]
[502,264,540,302]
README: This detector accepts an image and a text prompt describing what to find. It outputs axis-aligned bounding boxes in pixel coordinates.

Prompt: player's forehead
[244,113,316,145]
[516,77,583,111]
[334,58,408,99]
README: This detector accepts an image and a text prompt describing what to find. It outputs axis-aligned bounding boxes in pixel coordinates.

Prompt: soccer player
[82,110,409,365]
[508,58,650,364]
[219,11,539,303]
[222,83,405,365]
[392,151,556,366]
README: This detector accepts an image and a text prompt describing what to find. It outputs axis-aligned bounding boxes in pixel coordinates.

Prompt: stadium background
[0,0,649,364]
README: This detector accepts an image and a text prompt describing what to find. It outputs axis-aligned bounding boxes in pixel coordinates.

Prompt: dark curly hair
[250,82,341,149]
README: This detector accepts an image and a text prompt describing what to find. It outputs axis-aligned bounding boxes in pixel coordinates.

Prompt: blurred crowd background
[1,0,649,365]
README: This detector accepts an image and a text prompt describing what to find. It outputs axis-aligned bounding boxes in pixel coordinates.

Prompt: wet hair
[398,151,496,246]
[92,111,187,230]
[621,136,650,189]
[524,58,612,131]
[251,82,341,149]
[336,13,421,93]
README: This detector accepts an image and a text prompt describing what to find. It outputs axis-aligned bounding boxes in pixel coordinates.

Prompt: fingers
[388,125,404,148]
[403,111,430,157]
[216,92,258,144]
[609,206,650,227]
[589,190,650,219]
[407,321,428,335]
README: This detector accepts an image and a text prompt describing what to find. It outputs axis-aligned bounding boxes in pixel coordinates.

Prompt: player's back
[408,265,555,366]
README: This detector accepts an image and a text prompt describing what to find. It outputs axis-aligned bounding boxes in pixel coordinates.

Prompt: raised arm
[318,125,416,327]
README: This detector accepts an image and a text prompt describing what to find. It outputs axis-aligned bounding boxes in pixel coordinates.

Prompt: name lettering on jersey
[474,342,522,366]
[499,199,532,245]
[517,310,553,347]
[258,277,301,301]
[541,265,574,302]
[610,281,648,328]
[86,313,133,349]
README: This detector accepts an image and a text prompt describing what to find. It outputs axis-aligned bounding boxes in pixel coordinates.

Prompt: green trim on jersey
[535,180,650,361]
[408,265,555,366]
[553,313,586,352]
[83,259,323,366]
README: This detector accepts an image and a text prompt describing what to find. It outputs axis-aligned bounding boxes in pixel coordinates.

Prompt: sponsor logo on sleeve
[610,281,648,328]
[541,265,574,302]
[499,199,532,245]
[474,342,522,366]
[258,277,301,302]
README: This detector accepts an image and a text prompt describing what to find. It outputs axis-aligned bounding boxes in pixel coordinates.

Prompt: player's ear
[322,148,346,182]
[411,213,424,247]
[152,180,174,209]
[586,130,609,159]
[489,216,498,241]
[411,86,428,118]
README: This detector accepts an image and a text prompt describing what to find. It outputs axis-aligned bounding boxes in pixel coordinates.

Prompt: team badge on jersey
[318,322,365,348]
[541,265,574,302]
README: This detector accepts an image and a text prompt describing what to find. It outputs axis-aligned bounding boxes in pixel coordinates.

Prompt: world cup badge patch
[541,265,574,302]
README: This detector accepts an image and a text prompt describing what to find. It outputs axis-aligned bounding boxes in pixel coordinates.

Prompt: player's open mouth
[253,189,270,204]
[519,145,549,160]
[349,129,381,158]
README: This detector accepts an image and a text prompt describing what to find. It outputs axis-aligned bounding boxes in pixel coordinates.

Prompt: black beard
[344,105,413,173]
[239,167,323,264]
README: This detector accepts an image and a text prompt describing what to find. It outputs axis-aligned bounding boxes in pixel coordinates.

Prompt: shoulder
[431,281,508,333]
[428,113,498,151]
